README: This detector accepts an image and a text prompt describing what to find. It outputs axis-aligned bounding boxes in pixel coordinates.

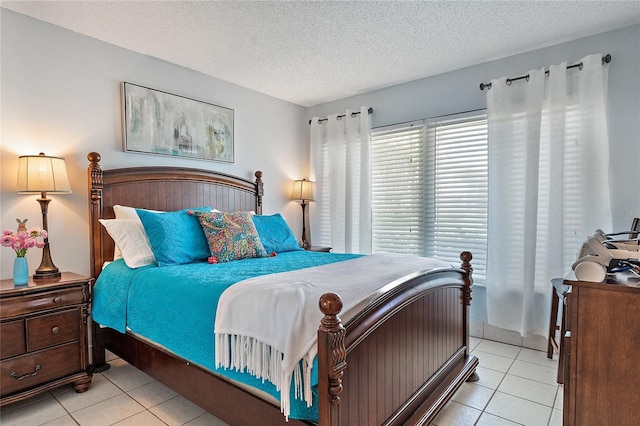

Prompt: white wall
[307,24,640,322]
[0,10,309,279]
[308,24,639,230]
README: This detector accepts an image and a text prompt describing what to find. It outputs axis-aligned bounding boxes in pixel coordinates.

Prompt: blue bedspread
[92,251,361,421]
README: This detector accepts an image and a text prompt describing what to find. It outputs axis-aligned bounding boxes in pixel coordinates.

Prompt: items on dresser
[0,272,93,406]
[562,272,640,425]
[572,226,640,282]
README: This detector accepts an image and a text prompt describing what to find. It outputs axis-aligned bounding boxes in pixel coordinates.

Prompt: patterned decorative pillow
[191,211,268,263]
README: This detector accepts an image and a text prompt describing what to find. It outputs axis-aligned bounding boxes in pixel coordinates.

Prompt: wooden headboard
[87,152,263,278]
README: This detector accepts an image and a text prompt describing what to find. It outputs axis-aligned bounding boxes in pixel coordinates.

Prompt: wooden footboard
[318,252,478,426]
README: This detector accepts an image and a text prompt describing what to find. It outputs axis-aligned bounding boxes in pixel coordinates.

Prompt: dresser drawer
[0,287,86,319]
[26,309,80,352]
[1,342,81,397]
[0,320,25,359]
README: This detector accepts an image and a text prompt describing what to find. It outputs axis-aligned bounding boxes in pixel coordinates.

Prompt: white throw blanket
[214,253,451,419]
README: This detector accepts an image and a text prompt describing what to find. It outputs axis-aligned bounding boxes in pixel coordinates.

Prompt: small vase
[13,257,29,286]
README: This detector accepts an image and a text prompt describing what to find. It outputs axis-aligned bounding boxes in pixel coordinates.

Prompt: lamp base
[33,269,61,280]
[300,201,310,249]
[33,240,61,280]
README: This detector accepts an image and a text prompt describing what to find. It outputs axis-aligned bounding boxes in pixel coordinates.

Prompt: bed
[87,151,479,426]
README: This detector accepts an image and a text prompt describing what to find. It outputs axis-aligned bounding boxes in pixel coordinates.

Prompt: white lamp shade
[17,154,72,194]
[291,179,314,202]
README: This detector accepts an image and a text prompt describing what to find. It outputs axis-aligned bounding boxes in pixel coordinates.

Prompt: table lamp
[17,153,72,279]
[291,179,314,248]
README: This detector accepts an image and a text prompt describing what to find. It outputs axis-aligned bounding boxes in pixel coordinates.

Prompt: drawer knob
[10,364,41,381]
[53,296,62,303]
[52,326,60,334]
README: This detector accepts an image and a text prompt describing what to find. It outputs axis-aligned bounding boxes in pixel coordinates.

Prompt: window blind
[372,112,488,285]
[371,123,426,254]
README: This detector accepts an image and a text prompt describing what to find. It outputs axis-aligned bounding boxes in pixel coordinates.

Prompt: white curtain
[486,54,611,337]
[310,107,372,254]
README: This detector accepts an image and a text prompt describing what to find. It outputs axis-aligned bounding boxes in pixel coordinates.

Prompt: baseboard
[470,320,547,351]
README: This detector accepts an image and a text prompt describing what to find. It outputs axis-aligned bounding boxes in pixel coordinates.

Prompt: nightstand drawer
[0,320,25,359]
[1,287,85,319]
[26,309,80,352]
[1,342,80,397]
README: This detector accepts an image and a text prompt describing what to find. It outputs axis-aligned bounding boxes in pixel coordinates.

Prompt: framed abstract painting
[122,82,234,163]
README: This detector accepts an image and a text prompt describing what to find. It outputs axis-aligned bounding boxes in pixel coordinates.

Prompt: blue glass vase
[13,257,29,286]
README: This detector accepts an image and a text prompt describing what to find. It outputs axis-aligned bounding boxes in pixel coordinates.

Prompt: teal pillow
[252,213,303,254]
[136,207,211,266]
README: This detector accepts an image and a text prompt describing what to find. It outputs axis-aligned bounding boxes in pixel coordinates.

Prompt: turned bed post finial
[318,292,346,426]
[88,152,103,201]
[460,251,473,306]
[255,171,263,214]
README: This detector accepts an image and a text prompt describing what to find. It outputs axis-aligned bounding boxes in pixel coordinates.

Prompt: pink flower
[1,220,47,257]
[1,235,14,247]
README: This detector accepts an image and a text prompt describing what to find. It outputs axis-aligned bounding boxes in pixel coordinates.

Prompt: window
[371,111,488,285]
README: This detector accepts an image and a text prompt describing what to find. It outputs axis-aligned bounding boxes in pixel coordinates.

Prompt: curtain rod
[375,107,487,131]
[479,54,611,91]
[308,107,373,125]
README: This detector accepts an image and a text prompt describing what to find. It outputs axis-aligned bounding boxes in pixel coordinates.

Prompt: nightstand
[305,246,332,252]
[0,272,93,406]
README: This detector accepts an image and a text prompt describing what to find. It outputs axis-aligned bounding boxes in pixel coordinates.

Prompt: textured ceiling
[2,1,639,107]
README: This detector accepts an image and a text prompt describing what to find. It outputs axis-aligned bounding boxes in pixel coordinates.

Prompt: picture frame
[122,82,234,163]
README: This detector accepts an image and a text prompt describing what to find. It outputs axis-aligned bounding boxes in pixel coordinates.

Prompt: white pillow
[99,218,155,268]
[111,205,158,260]
[114,204,156,220]
[107,205,218,264]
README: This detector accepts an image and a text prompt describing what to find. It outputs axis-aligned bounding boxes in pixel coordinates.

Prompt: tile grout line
[473,365,562,408]
[50,390,82,425]
[100,371,174,426]
[463,343,560,425]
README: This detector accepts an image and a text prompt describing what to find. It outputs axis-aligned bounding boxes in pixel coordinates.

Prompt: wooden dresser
[0,272,93,406]
[563,273,640,425]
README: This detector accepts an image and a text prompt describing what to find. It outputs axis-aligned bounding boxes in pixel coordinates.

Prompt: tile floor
[0,338,562,425]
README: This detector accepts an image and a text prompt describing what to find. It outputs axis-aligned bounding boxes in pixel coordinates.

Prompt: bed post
[460,251,479,382]
[87,152,104,280]
[317,293,346,426]
[87,152,108,371]
[255,171,263,215]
